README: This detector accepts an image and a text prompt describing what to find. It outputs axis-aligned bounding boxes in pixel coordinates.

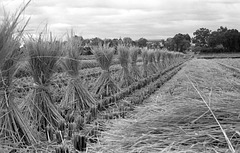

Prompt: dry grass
[89,59,240,153]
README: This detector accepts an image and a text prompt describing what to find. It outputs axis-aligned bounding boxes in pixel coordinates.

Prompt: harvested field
[89,59,240,153]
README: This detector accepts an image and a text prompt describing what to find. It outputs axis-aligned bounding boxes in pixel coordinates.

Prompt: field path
[91,59,240,153]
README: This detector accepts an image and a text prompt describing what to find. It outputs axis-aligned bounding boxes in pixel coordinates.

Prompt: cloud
[1,0,240,39]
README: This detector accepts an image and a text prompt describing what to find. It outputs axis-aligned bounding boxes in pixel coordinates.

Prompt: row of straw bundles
[0,5,37,146]
[60,37,96,114]
[118,45,135,88]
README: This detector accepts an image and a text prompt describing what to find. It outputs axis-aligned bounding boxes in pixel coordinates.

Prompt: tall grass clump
[147,50,157,75]
[142,48,148,77]
[21,36,64,131]
[92,45,120,97]
[129,46,142,80]
[117,45,134,88]
[60,36,96,113]
[0,1,37,147]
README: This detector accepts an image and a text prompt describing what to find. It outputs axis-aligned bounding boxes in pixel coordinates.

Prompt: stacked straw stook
[21,38,64,131]
[130,46,142,80]
[147,50,157,75]
[60,36,96,113]
[0,3,37,146]
[142,48,149,78]
[118,45,135,88]
[155,50,162,71]
[93,45,120,98]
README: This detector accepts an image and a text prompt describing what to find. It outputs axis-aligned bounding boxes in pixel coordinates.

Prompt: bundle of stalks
[155,50,162,71]
[147,50,157,75]
[21,37,64,131]
[166,52,172,67]
[161,51,167,69]
[129,46,142,80]
[142,49,149,77]
[92,45,120,97]
[0,2,37,146]
[117,45,135,88]
[60,37,96,113]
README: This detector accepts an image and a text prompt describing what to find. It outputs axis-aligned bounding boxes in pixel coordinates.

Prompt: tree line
[68,26,240,55]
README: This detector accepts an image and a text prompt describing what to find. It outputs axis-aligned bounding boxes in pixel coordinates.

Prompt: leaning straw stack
[130,46,142,80]
[0,3,37,146]
[118,45,135,88]
[93,45,120,97]
[142,48,149,77]
[60,37,96,113]
[21,37,64,131]
[147,50,157,75]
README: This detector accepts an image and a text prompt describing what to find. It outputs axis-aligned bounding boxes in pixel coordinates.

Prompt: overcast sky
[1,0,240,40]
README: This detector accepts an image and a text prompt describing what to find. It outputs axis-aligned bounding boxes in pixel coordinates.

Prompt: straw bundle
[141,49,148,77]
[161,51,167,69]
[0,4,37,146]
[118,45,134,88]
[129,46,142,80]
[93,45,120,97]
[155,50,162,71]
[60,38,96,113]
[21,37,64,130]
[147,51,157,75]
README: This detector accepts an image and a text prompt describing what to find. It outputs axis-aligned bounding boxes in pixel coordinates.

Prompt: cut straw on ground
[89,59,240,153]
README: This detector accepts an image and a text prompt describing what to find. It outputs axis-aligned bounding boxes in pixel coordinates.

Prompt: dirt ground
[90,58,240,153]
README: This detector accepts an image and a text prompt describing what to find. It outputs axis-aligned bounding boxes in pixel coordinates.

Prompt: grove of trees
[193,26,240,53]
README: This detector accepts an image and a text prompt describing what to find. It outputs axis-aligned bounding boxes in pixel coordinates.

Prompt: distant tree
[193,28,211,47]
[112,38,119,46]
[206,26,240,53]
[165,38,175,51]
[222,29,240,52]
[137,38,147,48]
[90,37,103,46]
[173,33,191,52]
[82,38,90,46]
[103,38,113,46]
[123,37,133,46]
